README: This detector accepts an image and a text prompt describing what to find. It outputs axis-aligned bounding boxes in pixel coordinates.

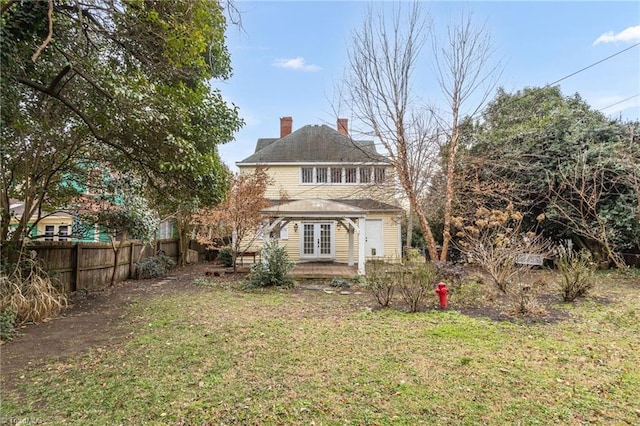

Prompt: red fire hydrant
[435,282,449,309]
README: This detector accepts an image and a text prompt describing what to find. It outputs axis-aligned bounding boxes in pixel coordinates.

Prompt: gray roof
[255,138,278,153]
[265,198,399,213]
[238,124,385,164]
[333,199,400,212]
[262,199,367,216]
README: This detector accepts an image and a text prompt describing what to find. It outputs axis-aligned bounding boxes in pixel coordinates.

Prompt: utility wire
[434,42,640,133]
[473,42,640,126]
[547,42,640,87]
[599,93,640,111]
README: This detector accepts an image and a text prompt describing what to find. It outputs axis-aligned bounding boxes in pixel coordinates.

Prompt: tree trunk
[405,207,413,249]
[0,188,10,241]
[176,209,192,267]
[440,106,460,262]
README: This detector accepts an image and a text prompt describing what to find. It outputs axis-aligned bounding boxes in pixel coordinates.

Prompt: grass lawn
[2,270,639,425]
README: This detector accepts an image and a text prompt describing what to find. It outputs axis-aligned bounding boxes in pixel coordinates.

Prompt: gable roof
[238,124,386,164]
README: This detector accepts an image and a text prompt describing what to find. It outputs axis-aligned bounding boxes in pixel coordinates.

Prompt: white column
[397,214,402,261]
[357,217,366,275]
[348,224,354,266]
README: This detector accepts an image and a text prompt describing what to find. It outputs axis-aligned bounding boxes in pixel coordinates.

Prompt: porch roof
[262,198,399,216]
[261,198,367,218]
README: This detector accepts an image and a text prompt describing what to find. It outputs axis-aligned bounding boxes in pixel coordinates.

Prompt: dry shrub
[398,262,438,313]
[555,248,597,302]
[507,278,547,316]
[449,280,488,308]
[363,261,395,307]
[453,204,552,294]
[0,255,67,325]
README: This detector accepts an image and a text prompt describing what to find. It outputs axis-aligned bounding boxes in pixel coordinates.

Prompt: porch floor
[292,261,358,279]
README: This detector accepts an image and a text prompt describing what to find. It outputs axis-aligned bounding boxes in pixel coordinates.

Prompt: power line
[547,42,640,87]
[599,93,640,111]
[443,42,640,131]
[481,42,640,125]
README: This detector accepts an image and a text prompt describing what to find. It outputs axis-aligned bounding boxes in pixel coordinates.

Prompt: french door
[301,222,334,259]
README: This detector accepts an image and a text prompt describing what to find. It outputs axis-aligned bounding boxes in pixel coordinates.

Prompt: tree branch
[32,0,54,62]
[47,65,72,94]
[15,75,143,170]
[0,0,19,16]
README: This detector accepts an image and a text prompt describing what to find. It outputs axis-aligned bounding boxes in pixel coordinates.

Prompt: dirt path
[0,263,214,386]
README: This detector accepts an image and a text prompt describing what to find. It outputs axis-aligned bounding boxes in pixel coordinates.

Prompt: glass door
[301,222,334,259]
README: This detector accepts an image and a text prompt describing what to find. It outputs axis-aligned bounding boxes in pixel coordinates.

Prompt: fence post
[73,243,81,292]
[128,241,135,279]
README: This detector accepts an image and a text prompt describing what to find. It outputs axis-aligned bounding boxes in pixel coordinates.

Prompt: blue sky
[215,1,640,169]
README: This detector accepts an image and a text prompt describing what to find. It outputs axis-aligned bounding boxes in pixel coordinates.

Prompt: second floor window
[301,167,313,183]
[359,167,371,183]
[345,167,357,183]
[316,167,328,183]
[331,167,343,183]
[301,165,386,185]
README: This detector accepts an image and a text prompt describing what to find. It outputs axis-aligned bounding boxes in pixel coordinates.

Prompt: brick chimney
[337,118,348,135]
[280,116,293,138]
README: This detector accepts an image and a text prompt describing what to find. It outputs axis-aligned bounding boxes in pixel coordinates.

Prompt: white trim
[397,214,402,259]
[299,221,335,260]
[297,165,388,185]
[357,218,366,275]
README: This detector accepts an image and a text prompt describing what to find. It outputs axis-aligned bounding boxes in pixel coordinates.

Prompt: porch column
[357,217,365,275]
[348,223,354,266]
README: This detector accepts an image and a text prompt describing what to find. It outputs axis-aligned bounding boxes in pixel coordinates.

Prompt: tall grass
[1,254,67,325]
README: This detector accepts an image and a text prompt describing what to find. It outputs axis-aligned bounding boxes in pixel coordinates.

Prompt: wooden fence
[3,239,180,293]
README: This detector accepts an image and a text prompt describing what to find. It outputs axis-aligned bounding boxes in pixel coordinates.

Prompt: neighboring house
[237,116,402,274]
[7,197,177,243]
[8,199,75,241]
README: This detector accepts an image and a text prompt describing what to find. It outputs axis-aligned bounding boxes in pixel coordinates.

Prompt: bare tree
[405,114,442,248]
[433,12,501,261]
[548,155,627,269]
[343,2,441,261]
[194,168,272,272]
[343,4,499,262]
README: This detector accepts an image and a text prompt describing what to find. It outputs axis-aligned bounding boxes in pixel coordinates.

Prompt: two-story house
[237,117,402,275]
